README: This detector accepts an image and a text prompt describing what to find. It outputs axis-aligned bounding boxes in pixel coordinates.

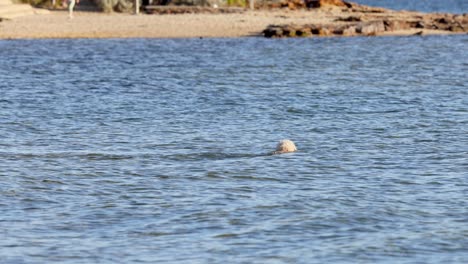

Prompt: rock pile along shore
[263,0,468,37]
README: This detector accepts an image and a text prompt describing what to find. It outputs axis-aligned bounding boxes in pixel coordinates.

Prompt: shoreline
[0,8,466,40]
[1,10,276,39]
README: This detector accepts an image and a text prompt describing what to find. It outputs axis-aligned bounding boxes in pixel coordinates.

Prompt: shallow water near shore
[1,35,467,263]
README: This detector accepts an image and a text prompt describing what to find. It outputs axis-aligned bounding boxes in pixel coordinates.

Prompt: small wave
[1,150,279,162]
[347,109,405,115]
[164,152,266,162]
[41,179,65,185]
[214,233,239,238]
[0,151,134,161]
[132,231,174,237]
[232,175,285,182]
[78,153,134,161]
[0,99,13,104]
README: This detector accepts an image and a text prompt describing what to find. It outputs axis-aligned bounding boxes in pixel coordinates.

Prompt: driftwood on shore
[263,0,468,37]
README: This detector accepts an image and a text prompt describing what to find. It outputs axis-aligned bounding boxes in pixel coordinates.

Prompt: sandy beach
[0,6,465,39]
[0,9,330,39]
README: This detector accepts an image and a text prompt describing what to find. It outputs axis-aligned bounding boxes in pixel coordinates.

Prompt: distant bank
[0,0,466,39]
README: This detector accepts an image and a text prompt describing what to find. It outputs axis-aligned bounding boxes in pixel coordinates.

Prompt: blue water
[1,14,468,264]
[353,0,468,14]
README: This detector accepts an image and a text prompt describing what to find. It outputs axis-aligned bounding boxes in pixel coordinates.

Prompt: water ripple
[1,36,467,263]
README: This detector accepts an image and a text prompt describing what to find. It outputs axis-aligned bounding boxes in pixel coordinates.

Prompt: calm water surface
[353,0,467,13]
[1,34,467,263]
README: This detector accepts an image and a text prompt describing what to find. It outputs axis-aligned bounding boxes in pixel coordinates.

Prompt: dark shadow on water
[163,151,298,162]
[0,150,299,162]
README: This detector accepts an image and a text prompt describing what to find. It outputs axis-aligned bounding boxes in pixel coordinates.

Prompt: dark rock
[296,27,312,37]
[436,17,451,24]
[415,21,425,28]
[282,25,295,37]
[310,25,331,35]
[306,0,351,8]
[317,27,332,36]
[263,25,283,38]
[332,27,344,35]
[335,16,361,22]
[310,28,319,34]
